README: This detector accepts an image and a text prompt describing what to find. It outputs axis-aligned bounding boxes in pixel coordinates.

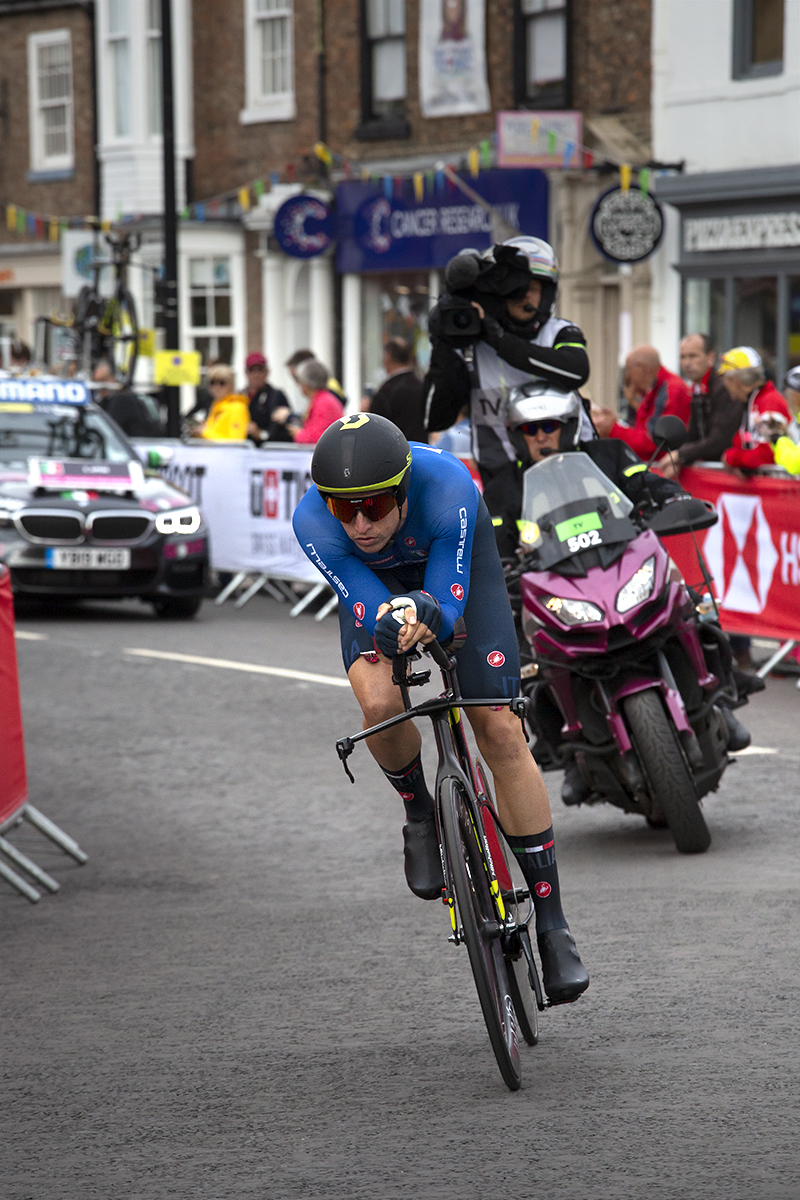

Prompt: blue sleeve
[419,460,480,640]
[292,489,394,627]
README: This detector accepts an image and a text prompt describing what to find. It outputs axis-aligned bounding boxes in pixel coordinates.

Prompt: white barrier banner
[155,443,319,579]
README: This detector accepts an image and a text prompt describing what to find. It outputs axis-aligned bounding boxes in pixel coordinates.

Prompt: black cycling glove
[373,591,443,657]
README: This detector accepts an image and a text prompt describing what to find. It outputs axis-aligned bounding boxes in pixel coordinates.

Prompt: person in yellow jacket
[773,365,800,474]
[199,365,250,440]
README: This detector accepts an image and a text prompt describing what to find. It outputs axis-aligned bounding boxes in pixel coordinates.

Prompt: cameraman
[424,236,589,522]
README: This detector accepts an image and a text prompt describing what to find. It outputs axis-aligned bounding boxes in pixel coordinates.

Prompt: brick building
[1,0,657,411]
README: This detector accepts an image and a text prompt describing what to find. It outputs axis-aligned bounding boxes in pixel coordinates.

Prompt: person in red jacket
[718,347,790,472]
[271,358,344,444]
[593,345,692,460]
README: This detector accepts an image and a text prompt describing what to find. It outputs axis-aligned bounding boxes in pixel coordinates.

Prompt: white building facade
[649,0,800,378]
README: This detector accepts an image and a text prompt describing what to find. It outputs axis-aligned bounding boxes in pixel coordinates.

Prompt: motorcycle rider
[424,236,589,529]
[499,384,755,805]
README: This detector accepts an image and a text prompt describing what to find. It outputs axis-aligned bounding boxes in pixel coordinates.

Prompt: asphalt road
[3,593,799,1200]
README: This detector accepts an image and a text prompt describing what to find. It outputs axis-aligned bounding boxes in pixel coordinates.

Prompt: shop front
[335,168,549,405]
[656,166,800,381]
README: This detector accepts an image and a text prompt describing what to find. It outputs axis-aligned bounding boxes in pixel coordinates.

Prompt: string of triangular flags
[0,124,661,243]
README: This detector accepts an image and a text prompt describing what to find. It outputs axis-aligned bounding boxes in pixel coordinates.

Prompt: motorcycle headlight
[616,556,656,613]
[544,595,603,626]
[155,505,202,535]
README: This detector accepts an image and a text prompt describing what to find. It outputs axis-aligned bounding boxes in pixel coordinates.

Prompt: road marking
[730,746,778,756]
[14,630,47,641]
[123,647,350,688]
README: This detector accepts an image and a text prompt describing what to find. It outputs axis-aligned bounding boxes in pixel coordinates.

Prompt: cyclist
[293,413,589,1005]
[498,384,755,803]
[424,236,589,530]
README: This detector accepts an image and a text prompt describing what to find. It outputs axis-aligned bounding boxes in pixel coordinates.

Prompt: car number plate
[45,548,132,570]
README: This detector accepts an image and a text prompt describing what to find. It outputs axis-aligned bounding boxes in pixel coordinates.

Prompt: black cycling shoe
[537,928,590,1004]
[733,668,766,697]
[721,706,751,752]
[561,760,591,807]
[403,817,445,900]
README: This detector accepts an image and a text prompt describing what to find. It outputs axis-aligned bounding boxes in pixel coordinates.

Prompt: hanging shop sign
[496,111,583,168]
[273,194,335,259]
[590,185,664,264]
[419,0,490,118]
[336,169,548,274]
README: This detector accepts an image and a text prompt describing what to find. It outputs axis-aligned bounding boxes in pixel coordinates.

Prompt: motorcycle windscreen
[518,451,637,571]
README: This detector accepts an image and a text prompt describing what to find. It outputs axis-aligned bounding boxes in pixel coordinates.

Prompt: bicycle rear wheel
[106,285,139,387]
[440,777,521,1091]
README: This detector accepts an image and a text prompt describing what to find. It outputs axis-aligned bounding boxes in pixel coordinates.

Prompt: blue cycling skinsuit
[292,443,520,700]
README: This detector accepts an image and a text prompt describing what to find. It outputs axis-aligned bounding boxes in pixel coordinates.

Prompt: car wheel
[151,595,203,619]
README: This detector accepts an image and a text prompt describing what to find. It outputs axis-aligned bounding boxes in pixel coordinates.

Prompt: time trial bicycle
[336,631,550,1091]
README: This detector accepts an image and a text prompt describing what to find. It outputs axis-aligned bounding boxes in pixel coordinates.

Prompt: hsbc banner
[156,443,319,580]
[668,467,800,641]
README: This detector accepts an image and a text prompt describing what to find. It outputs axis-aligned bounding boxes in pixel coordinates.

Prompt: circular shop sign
[590,186,664,264]
[273,194,334,259]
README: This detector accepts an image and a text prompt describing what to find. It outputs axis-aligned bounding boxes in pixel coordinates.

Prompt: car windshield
[521,452,633,531]
[0,403,132,469]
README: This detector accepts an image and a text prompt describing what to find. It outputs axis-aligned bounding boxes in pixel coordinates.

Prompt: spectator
[286,348,347,408]
[91,361,162,437]
[244,352,292,445]
[197,364,250,441]
[365,338,428,443]
[773,365,800,474]
[657,334,740,478]
[272,359,343,443]
[593,345,691,459]
[719,347,790,473]
[9,339,31,373]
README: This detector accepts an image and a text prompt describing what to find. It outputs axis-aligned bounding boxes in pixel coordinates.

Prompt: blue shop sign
[274,193,335,258]
[336,168,548,274]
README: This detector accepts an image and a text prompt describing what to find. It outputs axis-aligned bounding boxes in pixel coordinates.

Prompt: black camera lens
[452,310,474,330]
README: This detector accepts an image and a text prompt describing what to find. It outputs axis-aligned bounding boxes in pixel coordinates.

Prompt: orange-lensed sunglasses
[321,490,399,523]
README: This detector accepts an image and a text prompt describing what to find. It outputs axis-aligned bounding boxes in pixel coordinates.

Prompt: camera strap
[461,343,481,392]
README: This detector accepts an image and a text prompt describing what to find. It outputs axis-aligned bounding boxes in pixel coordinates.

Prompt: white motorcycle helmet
[499,235,559,325]
[506,382,595,452]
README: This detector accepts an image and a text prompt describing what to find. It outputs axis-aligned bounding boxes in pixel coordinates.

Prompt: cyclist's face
[341,501,406,554]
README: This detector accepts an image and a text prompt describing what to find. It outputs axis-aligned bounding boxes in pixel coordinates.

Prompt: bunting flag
[6,204,15,231]
[583,149,594,169]
[413,172,424,202]
[238,186,251,211]
[563,140,574,168]
[254,178,265,199]
[270,171,280,186]
[619,163,632,192]
[468,147,480,178]
[383,176,393,199]
[314,142,333,168]
[480,138,492,168]
[547,129,557,155]
[639,168,651,195]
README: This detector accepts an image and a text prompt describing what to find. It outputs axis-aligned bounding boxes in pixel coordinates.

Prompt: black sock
[504,826,567,935]
[381,753,435,822]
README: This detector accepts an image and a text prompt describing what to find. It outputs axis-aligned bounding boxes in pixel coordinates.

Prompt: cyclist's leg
[455,510,588,999]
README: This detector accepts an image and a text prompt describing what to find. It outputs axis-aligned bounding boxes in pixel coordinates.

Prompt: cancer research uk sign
[336,169,548,274]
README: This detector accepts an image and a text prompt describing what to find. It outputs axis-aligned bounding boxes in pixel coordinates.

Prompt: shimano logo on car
[456,507,468,574]
[0,379,89,404]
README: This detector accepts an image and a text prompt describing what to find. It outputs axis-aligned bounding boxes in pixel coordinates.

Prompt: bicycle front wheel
[107,285,139,386]
[440,777,521,1091]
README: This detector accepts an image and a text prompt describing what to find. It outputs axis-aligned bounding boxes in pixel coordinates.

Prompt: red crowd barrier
[0,566,28,826]
[667,466,800,642]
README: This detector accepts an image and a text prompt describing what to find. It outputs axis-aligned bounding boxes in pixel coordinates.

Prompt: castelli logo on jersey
[534,881,552,898]
[353,602,365,620]
[405,536,416,547]
[487,651,505,667]
[450,583,464,601]
[400,791,414,802]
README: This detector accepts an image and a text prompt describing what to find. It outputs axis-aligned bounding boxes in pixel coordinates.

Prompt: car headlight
[616,556,656,613]
[544,595,603,625]
[155,506,202,535]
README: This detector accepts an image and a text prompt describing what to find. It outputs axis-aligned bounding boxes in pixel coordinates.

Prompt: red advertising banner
[667,466,800,641]
[0,565,28,825]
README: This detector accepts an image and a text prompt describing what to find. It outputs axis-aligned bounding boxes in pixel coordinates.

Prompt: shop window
[356,0,410,141]
[28,30,74,173]
[733,0,784,79]
[683,278,727,356]
[189,257,234,367]
[147,0,162,136]
[735,276,777,377]
[514,0,570,110]
[241,0,296,124]
[788,277,800,370]
[361,272,432,390]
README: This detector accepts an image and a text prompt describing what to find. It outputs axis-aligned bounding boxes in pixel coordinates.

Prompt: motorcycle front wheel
[623,689,711,854]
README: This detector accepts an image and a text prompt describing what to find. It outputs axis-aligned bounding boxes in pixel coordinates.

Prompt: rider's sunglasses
[321,490,399,523]
[518,419,563,436]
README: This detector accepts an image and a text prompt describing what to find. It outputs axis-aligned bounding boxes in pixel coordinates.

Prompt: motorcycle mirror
[652,415,687,452]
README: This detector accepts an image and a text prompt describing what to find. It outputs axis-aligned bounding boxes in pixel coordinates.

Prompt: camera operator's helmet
[311,412,413,504]
[501,236,559,325]
[506,383,590,452]
[785,365,800,393]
